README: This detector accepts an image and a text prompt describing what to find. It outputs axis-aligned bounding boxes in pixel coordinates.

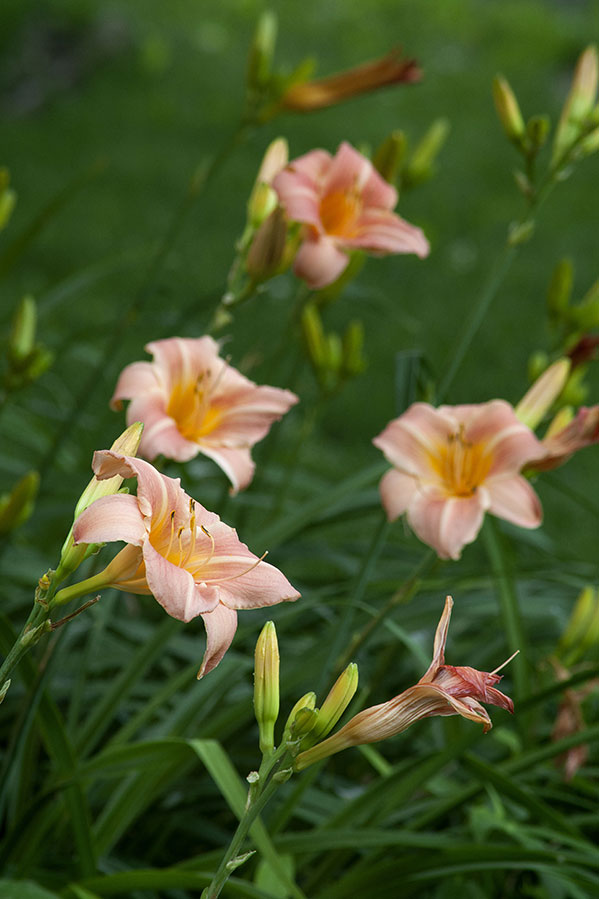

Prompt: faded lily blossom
[111,337,298,493]
[532,405,599,472]
[281,50,421,112]
[70,452,299,677]
[296,597,513,770]
[273,141,429,290]
[373,400,545,560]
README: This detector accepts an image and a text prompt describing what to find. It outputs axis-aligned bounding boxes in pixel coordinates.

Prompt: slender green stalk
[322,511,390,690]
[335,548,437,673]
[202,747,304,899]
[483,518,528,702]
[0,602,49,687]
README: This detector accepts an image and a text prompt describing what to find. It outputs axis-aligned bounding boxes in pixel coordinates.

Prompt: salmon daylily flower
[71,452,300,677]
[111,337,298,493]
[373,400,545,560]
[296,596,514,770]
[272,141,429,290]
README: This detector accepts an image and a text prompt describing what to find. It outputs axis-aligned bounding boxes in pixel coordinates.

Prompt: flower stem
[0,602,48,688]
[483,517,529,703]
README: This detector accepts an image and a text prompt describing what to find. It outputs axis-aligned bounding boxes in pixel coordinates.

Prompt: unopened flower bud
[570,280,599,330]
[247,138,288,227]
[303,663,359,748]
[552,45,599,166]
[0,167,16,231]
[373,130,407,185]
[558,586,599,664]
[283,692,316,742]
[547,258,574,321]
[253,621,280,753]
[403,118,450,187]
[245,206,288,281]
[342,320,367,378]
[289,706,319,741]
[0,470,40,537]
[57,423,144,582]
[246,10,277,92]
[544,406,574,441]
[527,351,549,384]
[579,125,599,156]
[493,75,526,145]
[301,305,327,371]
[515,358,570,429]
[8,295,37,367]
[0,679,11,705]
[526,114,550,152]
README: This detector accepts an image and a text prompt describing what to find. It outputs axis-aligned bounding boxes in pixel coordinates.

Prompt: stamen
[200,525,216,566]
[203,551,268,584]
[165,510,177,559]
[180,501,198,568]
[490,649,520,675]
[177,526,185,567]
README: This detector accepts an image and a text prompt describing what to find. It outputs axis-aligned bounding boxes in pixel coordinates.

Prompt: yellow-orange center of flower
[429,429,493,498]
[319,189,362,237]
[166,372,223,441]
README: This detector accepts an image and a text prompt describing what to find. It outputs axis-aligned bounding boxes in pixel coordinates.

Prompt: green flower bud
[253,621,280,753]
[303,663,359,748]
[9,295,37,367]
[245,206,288,281]
[0,167,16,230]
[547,258,573,322]
[283,692,316,743]
[247,10,278,92]
[552,45,599,167]
[373,130,407,186]
[0,470,40,537]
[493,75,526,144]
[402,118,450,187]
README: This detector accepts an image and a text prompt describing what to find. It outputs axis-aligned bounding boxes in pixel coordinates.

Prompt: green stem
[202,754,296,899]
[0,602,48,687]
[322,511,390,690]
[482,517,528,702]
[51,571,110,609]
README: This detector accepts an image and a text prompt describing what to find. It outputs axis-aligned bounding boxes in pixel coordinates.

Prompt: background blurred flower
[72,452,300,676]
[373,400,544,559]
[111,336,298,492]
[273,141,429,289]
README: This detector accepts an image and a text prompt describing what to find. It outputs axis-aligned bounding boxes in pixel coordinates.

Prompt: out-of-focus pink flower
[373,400,545,560]
[296,596,513,769]
[532,405,599,472]
[111,337,298,493]
[273,141,429,289]
[72,452,300,677]
[280,51,421,112]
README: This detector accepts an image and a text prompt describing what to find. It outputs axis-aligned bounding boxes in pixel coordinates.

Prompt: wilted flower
[71,452,299,677]
[532,405,599,471]
[296,596,514,769]
[111,337,298,493]
[280,50,421,112]
[373,400,544,560]
[273,141,429,289]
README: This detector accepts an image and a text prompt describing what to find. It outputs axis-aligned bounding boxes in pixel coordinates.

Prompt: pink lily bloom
[373,400,545,560]
[111,337,298,493]
[296,596,513,769]
[272,141,429,289]
[72,452,300,677]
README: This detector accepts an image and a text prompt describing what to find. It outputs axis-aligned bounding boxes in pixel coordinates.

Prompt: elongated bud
[373,130,407,185]
[247,10,277,92]
[558,586,598,664]
[254,621,280,753]
[547,258,573,321]
[552,45,599,166]
[544,405,574,440]
[303,663,359,748]
[247,138,288,227]
[570,279,599,331]
[526,114,550,152]
[515,358,570,429]
[289,706,319,741]
[0,471,40,537]
[245,206,288,281]
[57,423,144,582]
[283,691,316,742]
[342,320,367,378]
[0,167,16,231]
[493,75,526,144]
[301,304,327,370]
[403,118,450,187]
[9,296,37,366]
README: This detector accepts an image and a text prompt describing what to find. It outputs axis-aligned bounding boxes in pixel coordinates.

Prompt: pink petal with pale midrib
[293,238,350,289]
[73,493,146,547]
[198,604,238,678]
[486,475,543,528]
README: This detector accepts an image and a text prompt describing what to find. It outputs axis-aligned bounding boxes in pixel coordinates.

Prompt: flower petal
[456,400,544,475]
[486,475,543,529]
[407,490,485,560]
[146,336,221,396]
[420,595,453,681]
[111,361,159,410]
[143,539,219,621]
[73,493,146,546]
[378,468,419,521]
[373,404,456,478]
[293,237,350,289]
[199,444,255,493]
[346,208,429,256]
[198,603,238,678]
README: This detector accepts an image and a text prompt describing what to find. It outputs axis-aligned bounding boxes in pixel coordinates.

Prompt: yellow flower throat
[429,428,493,498]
